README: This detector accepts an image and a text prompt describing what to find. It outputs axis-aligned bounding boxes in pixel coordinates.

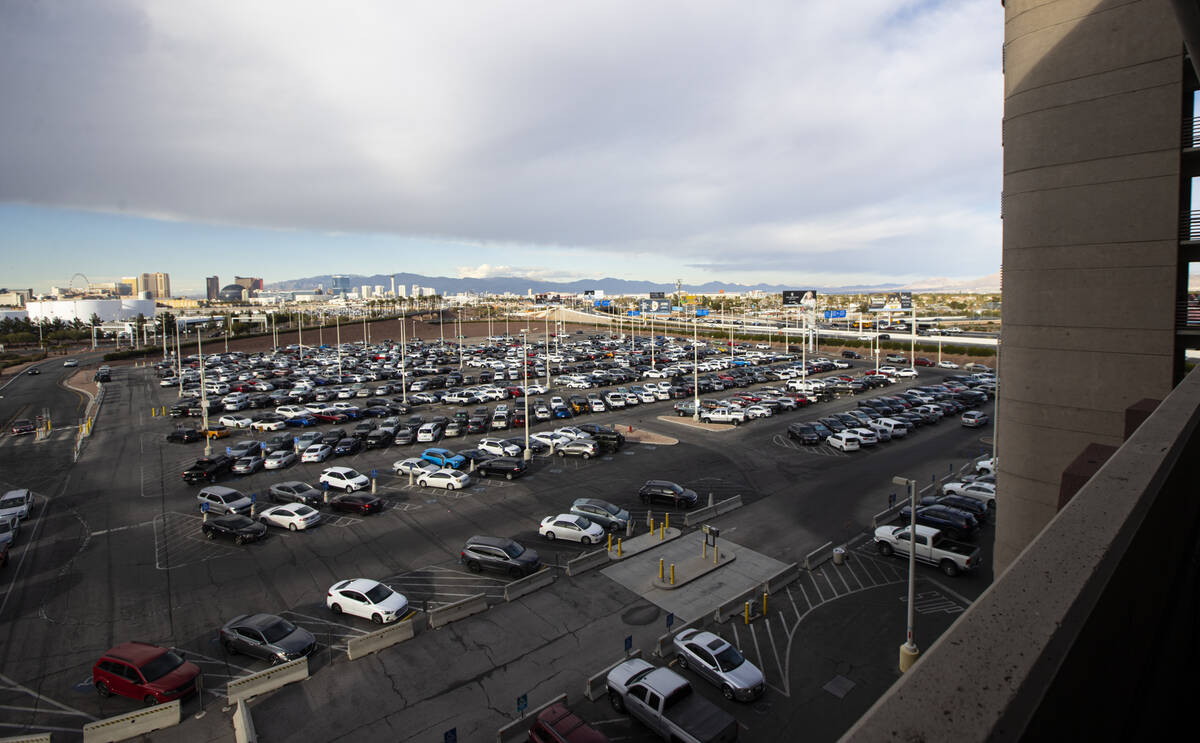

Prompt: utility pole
[892,476,919,672]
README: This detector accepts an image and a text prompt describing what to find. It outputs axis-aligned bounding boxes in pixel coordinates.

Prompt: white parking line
[92,520,155,537]
[0,673,96,722]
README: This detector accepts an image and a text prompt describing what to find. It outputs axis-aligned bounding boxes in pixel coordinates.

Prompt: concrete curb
[650,547,736,590]
[605,527,682,560]
[565,548,611,576]
[346,617,416,660]
[682,494,743,526]
[233,698,257,743]
[504,567,555,601]
[713,562,801,623]
[226,657,309,705]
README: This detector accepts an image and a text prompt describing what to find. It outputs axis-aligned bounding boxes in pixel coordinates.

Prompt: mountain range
[267,272,1001,296]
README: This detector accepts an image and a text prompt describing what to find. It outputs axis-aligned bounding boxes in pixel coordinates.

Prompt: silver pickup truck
[607,658,738,743]
[873,524,982,577]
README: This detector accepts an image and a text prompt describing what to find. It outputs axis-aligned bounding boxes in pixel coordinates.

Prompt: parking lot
[0,334,996,741]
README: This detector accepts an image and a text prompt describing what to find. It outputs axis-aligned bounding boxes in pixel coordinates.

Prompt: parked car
[527,703,609,743]
[638,480,698,509]
[942,480,997,505]
[672,628,765,701]
[539,513,605,544]
[319,466,370,492]
[460,535,541,578]
[231,455,265,475]
[165,427,201,444]
[196,486,252,515]
[201,514,268,544]
[326,578,409,624]
[899,504,979,541]
[961,410,990,428]
[182,456,234,484]
[219,613,316,663]
[874,524,982,576]
[268,481,323,507]
[92,642,202,705]
[258,503,321,531]
[557,438,599,459]
[333,436,364,456]
[606,659,738,743]
[329,492,384,514]
[417,468,472,490]
[826,432,860,452]
[422,447,466,469]
[570,498,631,533]
[475,457,529,480]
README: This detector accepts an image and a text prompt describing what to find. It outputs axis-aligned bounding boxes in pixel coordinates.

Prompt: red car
[914,357,935,367]
[10,419,35,436]
[93,642,201,705]
[529,702,609,742]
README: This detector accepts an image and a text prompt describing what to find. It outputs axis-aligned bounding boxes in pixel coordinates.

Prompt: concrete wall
[998,0,1182,572]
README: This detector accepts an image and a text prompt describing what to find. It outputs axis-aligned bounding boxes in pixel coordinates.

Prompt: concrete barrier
[584,649,643,701]
[802,540,834,571]
[713,562,801,623]
[346,618,416,660]
[428,593,488,629]
[1,735,53,743]
[82,700,181,743]
[652,616,703,658]
[565,548,610,577]
[504,567,556,602]
[714,494,744,515]
[494,693,567,742]
[682,504,717,526]
[233,698,257,743]
[226,657,309,705]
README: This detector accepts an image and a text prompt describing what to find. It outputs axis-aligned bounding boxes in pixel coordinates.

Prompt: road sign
[625,635,633,654]
[627,310,640,317]
[200,502,209,512]
[824,310,847,319]
[666,613,675,629]
[649,291,666,299]
[250,493,256,503]
[517,694,528,714]
[695,309,710,317]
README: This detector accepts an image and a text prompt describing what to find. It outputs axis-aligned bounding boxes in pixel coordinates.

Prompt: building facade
[206,276,220,301]
[997,0,1185,573]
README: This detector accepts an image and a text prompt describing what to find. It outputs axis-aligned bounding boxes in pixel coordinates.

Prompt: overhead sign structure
[583,290,595,296]
[638,299,670,314]
[627,310,640,316]
[868,291,913,312]
[782,290,818,307]
[824,310,847,319]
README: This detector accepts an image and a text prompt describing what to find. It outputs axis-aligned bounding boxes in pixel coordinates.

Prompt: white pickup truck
[873,524,982,577]
[607,658,738,743]
[700,408,746,426]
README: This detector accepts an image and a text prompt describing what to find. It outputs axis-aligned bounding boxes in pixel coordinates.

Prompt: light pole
[199,332,211,456]
[521,330,532,461]
[692,313,700,422]
[175,320,183,398]
[892,475,919,672]
[336,314,342,377]
[400,307,408,405]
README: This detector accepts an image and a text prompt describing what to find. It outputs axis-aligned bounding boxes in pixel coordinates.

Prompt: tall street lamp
[692,313,701,422]
[199,331,211,456]
[521,330,532,461]
[891,475,919,672]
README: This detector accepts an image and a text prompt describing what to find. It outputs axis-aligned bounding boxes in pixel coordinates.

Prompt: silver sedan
[672,629,765,701]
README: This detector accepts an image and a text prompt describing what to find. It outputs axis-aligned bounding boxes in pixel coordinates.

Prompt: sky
[0,1,1004,295]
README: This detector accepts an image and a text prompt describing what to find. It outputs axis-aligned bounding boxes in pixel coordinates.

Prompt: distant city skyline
[1,2,1004,295]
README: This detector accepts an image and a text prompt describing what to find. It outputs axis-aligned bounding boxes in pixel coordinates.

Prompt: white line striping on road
[91,520,155,537]
[0,704,93,717]
[0,672,97,722]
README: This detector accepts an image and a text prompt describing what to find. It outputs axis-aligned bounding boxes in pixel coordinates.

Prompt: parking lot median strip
[427,593,488,629]
[494,692,567,742]
[503,567,556,602]
[584,649,643,702]
[650,539,737,590]
[346,617,417,660]
[712,562,801,623]
[605,527,681,561]
[82,700,181,743]
[225,657,309,705]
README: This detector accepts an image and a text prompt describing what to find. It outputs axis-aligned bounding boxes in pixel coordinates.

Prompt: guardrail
[428,593,488,629]
[565,548,611,577]
[504,567,556,601]
[584,649,643,701]
[713,562,800,623]
[226,657,309,705]
[494,693,568,742]
[81,700,181,743]
[233,698,257,743]
[346,618,417,660]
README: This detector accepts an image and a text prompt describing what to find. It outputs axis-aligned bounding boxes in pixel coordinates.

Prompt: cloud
[0,0,1002,283]
[457,264,585,282]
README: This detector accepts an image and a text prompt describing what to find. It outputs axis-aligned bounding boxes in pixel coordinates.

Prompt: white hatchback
[826,432,861,452]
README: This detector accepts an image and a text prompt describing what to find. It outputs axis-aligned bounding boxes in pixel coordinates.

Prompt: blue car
[285,415,318,427]
[421,448,466,469]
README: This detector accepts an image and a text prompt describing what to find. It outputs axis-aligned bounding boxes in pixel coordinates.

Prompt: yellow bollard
[649,517,654,534]
[617,538,623,557]
[659,522,664,540]
[659,558,664,580]
[151,408,156,418]
[664,513,669,531]
[744,601,750,625]
[702,541,707,559]
[608,533,612,552]
[670,563,675,585]
[714,546,719,565]
[763,592,768,616]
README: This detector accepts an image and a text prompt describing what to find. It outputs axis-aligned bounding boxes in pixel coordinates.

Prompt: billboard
[583,290,594,296]
[867,291,913,312]
[782,290,818,307]
[649,291,666,299]
[638,299,670,314]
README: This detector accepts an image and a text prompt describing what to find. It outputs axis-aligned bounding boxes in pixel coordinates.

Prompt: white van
[222,392,249,411]
[872,418,909,438]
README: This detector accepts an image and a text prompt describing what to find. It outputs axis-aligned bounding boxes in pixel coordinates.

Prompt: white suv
[320,467,370,492]
[0,489,33,528]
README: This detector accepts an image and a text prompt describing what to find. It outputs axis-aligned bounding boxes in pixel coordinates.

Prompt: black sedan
[475,457,529,480]
[26,368,40,375]
[330,493,383,515]
[201,514,268,545]
[268,481,324,507]
[220,613,316,663]
[786,422,820,445]
[333,437,363,456]
[166,428,203,444]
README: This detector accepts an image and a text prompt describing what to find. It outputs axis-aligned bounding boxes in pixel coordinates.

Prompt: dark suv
[637,480,699,509]
[460,535,541,578]
[93,642,202,705]
[575,423,626,451]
